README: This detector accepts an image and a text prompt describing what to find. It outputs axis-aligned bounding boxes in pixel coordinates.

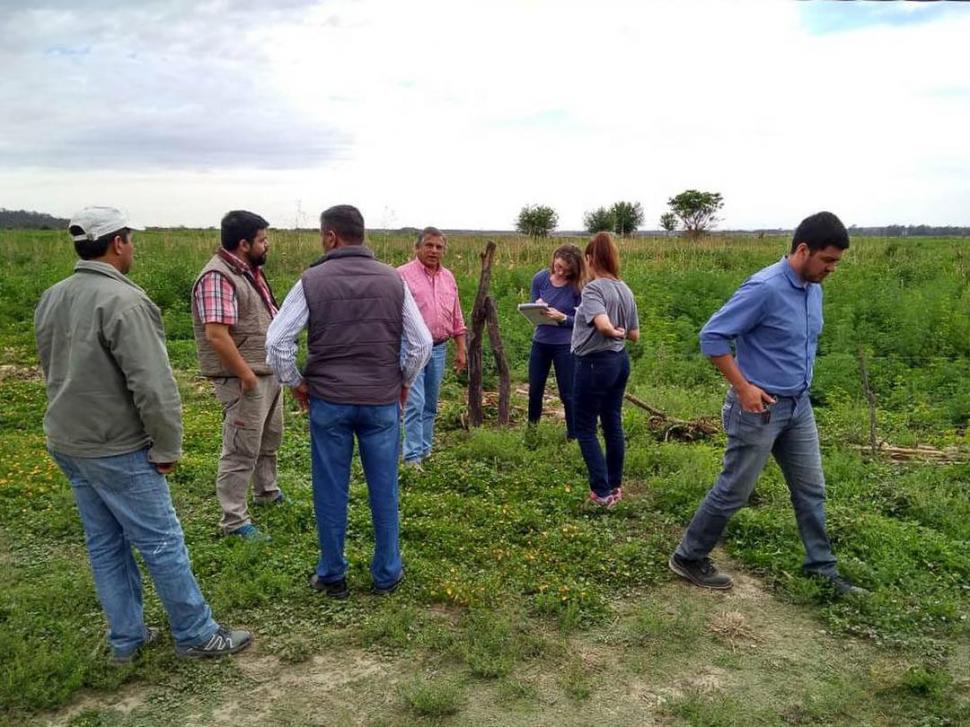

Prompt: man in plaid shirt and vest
[191,210,283,541]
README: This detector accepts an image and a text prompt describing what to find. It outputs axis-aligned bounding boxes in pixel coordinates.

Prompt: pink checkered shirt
[396,258,466,343]
[194,250,278,325]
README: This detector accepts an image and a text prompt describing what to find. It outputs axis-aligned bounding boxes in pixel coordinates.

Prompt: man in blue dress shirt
[669,211,867,596]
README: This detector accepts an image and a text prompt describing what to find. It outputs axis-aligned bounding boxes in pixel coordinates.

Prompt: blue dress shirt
[699,256,822,397]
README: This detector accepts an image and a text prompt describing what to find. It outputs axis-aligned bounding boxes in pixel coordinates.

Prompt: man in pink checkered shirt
[191,210,283,541]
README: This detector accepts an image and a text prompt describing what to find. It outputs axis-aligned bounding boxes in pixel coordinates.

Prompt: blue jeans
[402,342,448,462]
[309,397,403,589]
[528,341,576,438]
[573,350,630,497]
[50,448,218,658]
[675,389,838,576]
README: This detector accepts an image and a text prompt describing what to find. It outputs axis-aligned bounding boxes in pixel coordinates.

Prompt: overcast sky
[1,0,968,230]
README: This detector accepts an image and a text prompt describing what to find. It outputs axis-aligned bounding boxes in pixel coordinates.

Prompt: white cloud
[1,0,968,228]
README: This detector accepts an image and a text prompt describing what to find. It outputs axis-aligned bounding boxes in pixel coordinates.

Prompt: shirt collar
[217,247,258,276]
[74,260,144,291]
[781,256,809,290]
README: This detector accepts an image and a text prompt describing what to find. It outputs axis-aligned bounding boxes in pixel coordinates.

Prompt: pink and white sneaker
[588,491,619,509]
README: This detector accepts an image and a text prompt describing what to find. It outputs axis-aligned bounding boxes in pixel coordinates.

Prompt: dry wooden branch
[485,296,511,425]
[857,346,878,454]
[850,443,966,463]
[624,393,719,442]
[467,241,505,427]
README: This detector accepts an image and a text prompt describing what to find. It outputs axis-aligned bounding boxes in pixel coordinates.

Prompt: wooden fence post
[857,345,878,454]
[466,241,510,427]
[485,297,510,424]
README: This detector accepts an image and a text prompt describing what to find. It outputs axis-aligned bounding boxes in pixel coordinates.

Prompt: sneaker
[176,625,252,658]
[255,491,285,506]
[227,524,271,542]
[309,574,350,599]
[372,570,405,596]
[111,625,160,665]
[668,553,734,590]
[588,491,618,509]
[808,572,871,597]
[610,487,623,502]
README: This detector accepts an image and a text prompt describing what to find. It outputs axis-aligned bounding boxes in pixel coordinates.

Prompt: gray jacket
[34,260,182,462]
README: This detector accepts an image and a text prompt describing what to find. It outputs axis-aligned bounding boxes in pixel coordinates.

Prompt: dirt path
[39,565,927,726]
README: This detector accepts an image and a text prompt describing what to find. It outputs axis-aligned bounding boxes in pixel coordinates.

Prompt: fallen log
[623,394,719,442]
[850,443,966,463]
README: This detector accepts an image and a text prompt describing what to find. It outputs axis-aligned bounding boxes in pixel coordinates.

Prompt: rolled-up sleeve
[699,280,768,357]
[265,280,309,387]
[400,283,433,387]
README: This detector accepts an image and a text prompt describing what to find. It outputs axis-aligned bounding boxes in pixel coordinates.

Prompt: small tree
[583,206,615,234]
[659,212,678,235]
[516,205,558,238]
[667,190,723,238]
[609,201,644,236]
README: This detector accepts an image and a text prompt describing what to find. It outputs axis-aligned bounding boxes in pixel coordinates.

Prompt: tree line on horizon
[517,190,725,239]
[513,195,970,240]
[3,206,969,238]
[0,209,70,229]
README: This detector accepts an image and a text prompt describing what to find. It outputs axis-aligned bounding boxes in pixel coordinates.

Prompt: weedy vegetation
[0,229,967,725]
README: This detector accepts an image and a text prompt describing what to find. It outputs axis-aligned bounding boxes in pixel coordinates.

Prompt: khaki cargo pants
[212,375,283,533]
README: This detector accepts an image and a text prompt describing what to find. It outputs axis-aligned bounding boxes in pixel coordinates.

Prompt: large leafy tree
[667,190,724,237]
[659,211,678,235]
[609,201,644,236]
[583,206,615,234]
[516,205,558,238]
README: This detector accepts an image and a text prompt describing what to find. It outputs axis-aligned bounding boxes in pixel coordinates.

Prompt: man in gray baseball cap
[35,206,252,663]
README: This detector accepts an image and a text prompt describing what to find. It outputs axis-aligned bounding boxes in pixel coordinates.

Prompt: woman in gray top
[570,232,640,507]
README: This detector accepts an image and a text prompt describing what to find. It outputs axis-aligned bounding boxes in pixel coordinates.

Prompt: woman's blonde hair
[585,232,620,277]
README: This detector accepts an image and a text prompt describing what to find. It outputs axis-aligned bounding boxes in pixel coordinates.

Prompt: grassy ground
[0,229,967,725]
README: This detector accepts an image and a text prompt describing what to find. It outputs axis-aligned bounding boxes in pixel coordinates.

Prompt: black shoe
[111,625,161,665]
[807,572,870,597]
[309,574,350,599]
[668,554,734,590]
[176,625,252,658]
[372,570,405,596]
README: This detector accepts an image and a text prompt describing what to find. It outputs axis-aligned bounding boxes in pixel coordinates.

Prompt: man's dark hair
[416,226,445,247]
[221,210,269,251]
[70,226,128,260]
[321,205,365,245]
[791,211,850,253]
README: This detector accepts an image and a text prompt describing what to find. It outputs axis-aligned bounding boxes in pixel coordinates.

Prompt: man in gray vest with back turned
[192,210,283,541]
[266,205,432,598]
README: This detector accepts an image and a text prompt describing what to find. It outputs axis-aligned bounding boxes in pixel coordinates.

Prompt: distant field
[0,229,967,724]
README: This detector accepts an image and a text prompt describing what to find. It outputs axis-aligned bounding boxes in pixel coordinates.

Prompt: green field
[0,229,967,725]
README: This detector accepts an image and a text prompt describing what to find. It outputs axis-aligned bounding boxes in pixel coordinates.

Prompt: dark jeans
[573,349,630,497]
[527,341,576,437]
[675,389,838,576]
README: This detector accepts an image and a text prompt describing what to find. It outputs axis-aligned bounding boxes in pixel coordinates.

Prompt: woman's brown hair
[585,232,620,278]
[550,243,586,290]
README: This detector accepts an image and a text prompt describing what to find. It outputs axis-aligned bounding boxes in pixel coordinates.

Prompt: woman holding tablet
[571,232,639,508]
[527,244,585,438]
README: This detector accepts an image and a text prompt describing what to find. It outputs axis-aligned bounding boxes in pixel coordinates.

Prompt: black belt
[433,338,449,345]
